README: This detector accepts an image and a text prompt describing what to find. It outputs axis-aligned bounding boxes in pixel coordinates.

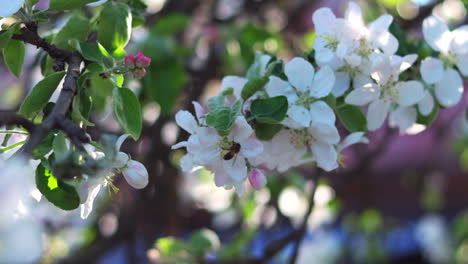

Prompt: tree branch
[20,52,86,157]
[12,22,72,71]
[0,111,36,133]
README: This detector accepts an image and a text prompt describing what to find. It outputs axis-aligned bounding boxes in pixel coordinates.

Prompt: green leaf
[250,96,288,124]
[207,95,225,111]
[336,104,367,132]
[189,229,220,257]
[98,2,132,53]
[32,132,55,159]
[49,0,100,10]
[53,14,90,50]
[0,24,19,50]
[152,14,189,35]
[3,40,25,77]
[53,131,69,161]
[241,76,269,101]
[156,237,191,257]
[27,0,40,7]
[71,90,94,127]
[112,88,142,140]
[206,101,241,134]
[36,164,80,210]
[18,71,66,118]
[75,41,111,63]
[417,104,439,126]
[255,122,282,141]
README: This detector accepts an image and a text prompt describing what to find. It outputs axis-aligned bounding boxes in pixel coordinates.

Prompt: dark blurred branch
[12,21,72,63]
[0,111,36,132]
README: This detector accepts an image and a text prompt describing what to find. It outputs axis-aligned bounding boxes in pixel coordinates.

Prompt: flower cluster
[124,52,152,78]
[78,134,149,219]
[172,2,467,194]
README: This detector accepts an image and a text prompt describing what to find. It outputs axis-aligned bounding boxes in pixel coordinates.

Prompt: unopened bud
[124,54,136,69]
[122,160,149,189]
[135,51,151,68]
[248,168,267,190]
[134,68,147,78]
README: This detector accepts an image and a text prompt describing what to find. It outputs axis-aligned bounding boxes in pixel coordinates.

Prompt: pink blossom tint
[124,54,136,68]
[135,51,152,68]
[248,168,267,190]
[134,68,147,78]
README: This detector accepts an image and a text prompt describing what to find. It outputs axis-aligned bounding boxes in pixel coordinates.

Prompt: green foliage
[19,71,66,118]
[36,164,80,210]
[74,41,112,63]
[206,101,242,134]
[241,76,269,101]
[49,0,101,10]
[98,2,132,55]
[3,39,25,77]
[189,229,220,257]
[254,122,282,141]
[0,24,19,50]
[151,14,190,35]
[250,96,288,124]
[53,14,91,51]
[336,104,367,132]
[112,88,143,140]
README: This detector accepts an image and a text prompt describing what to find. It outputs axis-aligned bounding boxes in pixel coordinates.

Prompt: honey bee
[223,143,241,160]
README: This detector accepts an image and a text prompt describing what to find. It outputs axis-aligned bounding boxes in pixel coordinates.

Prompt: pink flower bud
[134,68,147,78]
[124,54,136,68]
[135,51,151,68]
[248,169,267,190]
[122,160,149,189]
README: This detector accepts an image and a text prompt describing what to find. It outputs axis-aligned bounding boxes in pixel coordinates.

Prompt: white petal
[345,83,380,106]
[345,2,365,30]
[331,71,350,97]
[180,154,194,172]
[285,57,315,92]
[423,16,452,53]
[122,160,149,189]
[309,122,340,145]
[310,66,335,98]
[223,158,247,182]
[312,8,337,34]
[311,142,338,172]
[115,134,130,151]
[340,132,368,150]
[309,101,336,125]
[420,57,444,84]
[397,81,425,106]
[221,76,248,99]
[352,73,373,89]
[345,54,362,67]
[248,169,267,190]
[369,15,393,32]
[451,25,468,54]
[175,110,198,134]
[240,138,263,158]
[113,152,130,169]
[265,76,293,97]
[315,47,335,64]
[456,53,468,77]
[287,105,311,128]
[213,164,229,187]
[231,116,253,142]
[336,42,350,59]
[377,31,399,55]
[0,0,24,18]
[418,90,435,116]
[389,106,417,131]
[399,54,418,73]
[80,184,102,219]
[367,99,390,131]
[193,101,206,122]
[435,67,463,107]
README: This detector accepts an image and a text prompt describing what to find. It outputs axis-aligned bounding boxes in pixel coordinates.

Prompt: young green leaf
[53,14,90,50]
[206,101,241,134]
[98,2,132,53]
[250,96,288,124]
[112,87,143,140]
[336,104,367,132]
[241,76,269,101]
[76,41,111,63]
[36,164,80,210]
[3,39,25,77]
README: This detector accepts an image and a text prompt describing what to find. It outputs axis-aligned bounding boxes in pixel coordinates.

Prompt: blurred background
[1,0,468,263]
